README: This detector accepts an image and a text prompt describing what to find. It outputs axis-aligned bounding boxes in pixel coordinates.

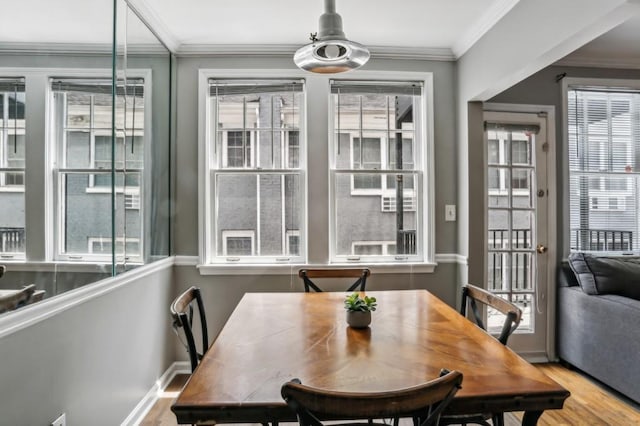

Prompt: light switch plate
[445,204,456,222]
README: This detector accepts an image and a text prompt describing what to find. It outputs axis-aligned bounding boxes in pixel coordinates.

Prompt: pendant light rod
[325,0,335,14]
[318,0,345,40]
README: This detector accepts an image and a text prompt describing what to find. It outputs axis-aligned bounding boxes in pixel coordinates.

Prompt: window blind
[0,78,25,93]
[568,87,640,253]
[51,78,144,96]
[330,80,422,96]
[208,79,304,96]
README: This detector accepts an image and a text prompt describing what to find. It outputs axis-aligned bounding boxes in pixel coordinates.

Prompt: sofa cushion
[568,253,640,300]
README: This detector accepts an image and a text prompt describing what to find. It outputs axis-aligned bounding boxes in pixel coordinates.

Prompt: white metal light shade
[294,0,370,73]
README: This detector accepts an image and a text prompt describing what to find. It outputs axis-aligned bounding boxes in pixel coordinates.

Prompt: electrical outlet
[51,413,66,426]
[445,204,456,222]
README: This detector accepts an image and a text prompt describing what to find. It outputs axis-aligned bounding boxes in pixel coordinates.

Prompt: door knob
[536,244,547,254]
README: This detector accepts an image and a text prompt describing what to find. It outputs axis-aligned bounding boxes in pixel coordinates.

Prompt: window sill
[0,261,113,273]
[194,261,437,275]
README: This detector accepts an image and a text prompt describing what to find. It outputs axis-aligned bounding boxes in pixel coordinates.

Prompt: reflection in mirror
[0,0,172,316]
[115,0,172,273]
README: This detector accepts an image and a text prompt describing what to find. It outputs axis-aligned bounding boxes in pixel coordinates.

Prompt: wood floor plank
[505,363,640,425]
[140,364,640,425]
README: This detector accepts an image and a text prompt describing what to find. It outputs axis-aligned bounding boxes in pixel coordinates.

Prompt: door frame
[482,103,557,362]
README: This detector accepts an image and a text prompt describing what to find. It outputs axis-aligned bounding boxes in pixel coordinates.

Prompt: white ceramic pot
[346,310,371,328]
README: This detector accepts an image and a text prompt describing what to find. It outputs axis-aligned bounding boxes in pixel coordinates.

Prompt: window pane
[287,131,300,168]
[0,180,25,254]
[59,173,112,254]
[215,173,301,257]
[334,172,418,256]
[66,93,92,128]
[213,87,303,159]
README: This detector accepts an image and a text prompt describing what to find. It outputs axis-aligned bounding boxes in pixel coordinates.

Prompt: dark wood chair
[281,370,463,426]
[461,283,522,345]
[170,286,208,373]
[298,268,370,292]
[438,284,522,426]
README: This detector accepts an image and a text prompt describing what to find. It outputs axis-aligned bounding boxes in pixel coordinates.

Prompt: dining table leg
[521,410,543,425]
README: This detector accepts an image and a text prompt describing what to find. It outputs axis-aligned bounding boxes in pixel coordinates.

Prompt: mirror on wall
[0,0,172,316]
[114,0,172,273]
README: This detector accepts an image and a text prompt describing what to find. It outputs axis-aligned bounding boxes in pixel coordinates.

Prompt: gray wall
[0,260,174,426]
[172,56,461,311]
[488,64,640,261]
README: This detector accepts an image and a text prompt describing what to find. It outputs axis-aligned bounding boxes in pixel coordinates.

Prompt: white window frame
[563,77,640,257]
[329,73,433,265]
[49,70,151,263]
[200,71,307,266]
[197,69,435,274]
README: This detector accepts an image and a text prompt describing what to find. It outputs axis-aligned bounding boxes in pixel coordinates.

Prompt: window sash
[568,87,640,254]
[330,80,423,262]
[206,78,306,264]
[51,78,146,261]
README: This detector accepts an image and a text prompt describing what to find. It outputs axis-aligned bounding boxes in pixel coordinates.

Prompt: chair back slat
[298,269,370,292]
[461,284,522,345]
[282,370,463,426]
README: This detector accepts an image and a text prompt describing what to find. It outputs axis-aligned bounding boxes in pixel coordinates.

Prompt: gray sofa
[557,253,640,404]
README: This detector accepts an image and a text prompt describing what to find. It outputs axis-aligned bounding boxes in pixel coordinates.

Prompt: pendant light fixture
[294,0,370,73]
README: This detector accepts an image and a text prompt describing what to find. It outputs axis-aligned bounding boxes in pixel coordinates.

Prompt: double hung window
[568,86,640,253]
[330,80,424,261]
[201,72,432,269]
[0,78,26,257]
[205,79,305,263]
[50,78,145,261]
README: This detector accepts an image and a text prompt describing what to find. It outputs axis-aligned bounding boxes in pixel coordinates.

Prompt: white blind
[568,88,640,253]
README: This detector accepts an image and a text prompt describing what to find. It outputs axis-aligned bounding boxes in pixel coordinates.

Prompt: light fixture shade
[294,0,370,73]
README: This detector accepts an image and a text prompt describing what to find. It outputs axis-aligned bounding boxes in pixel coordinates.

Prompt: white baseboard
[121,361,191,426]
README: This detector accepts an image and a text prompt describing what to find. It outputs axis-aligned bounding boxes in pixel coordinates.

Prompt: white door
[484,109,555,360]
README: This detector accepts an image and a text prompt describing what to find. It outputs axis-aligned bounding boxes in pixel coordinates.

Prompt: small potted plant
[344,293,377,328]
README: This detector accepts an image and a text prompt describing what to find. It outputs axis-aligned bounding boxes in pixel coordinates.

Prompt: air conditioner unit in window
[381,196,416,212]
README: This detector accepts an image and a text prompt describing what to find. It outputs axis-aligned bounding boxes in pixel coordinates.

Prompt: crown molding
[126,0,180,53]
[554,55,640,70]
[452,0,520,58]
[0,41,172,56]
[175,43,455,61]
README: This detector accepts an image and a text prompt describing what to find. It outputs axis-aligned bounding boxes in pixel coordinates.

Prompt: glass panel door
[484,110,552,358]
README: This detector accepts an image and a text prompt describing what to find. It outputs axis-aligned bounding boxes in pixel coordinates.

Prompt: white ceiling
[1,0,640,67]
[138,0,518,57]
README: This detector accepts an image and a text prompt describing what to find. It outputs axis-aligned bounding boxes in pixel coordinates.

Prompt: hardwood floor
[139,363,640,425]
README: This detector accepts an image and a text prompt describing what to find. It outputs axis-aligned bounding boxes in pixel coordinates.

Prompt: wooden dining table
[171,290,569,425]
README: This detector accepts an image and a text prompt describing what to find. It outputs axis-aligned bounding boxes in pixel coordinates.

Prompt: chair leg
[491,413,504,426]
